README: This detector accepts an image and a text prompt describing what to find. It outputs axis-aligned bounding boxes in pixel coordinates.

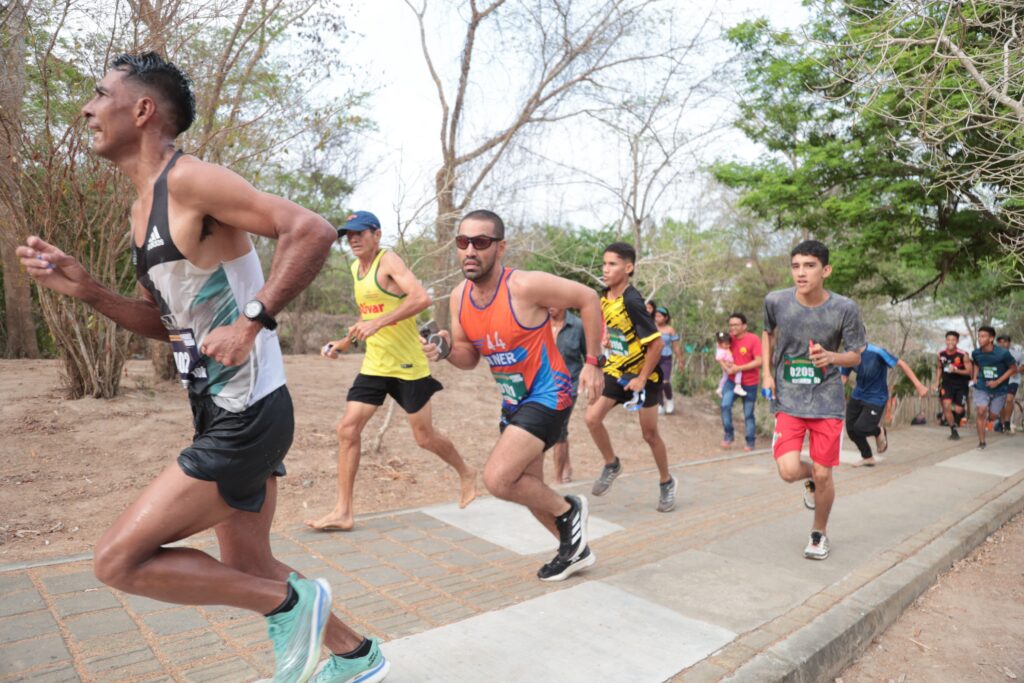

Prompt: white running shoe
[804,531,830,560]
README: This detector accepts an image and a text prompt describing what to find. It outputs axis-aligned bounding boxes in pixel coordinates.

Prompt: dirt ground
[0,356,740,565]
[840,511,1024,683]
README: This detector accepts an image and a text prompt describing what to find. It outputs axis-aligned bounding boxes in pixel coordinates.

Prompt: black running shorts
[500,402,571,452]
[939,383,969,408]
[178,385,293,513]
[346,373,443,414]
[602,373,660,408]
[555,396,577,444]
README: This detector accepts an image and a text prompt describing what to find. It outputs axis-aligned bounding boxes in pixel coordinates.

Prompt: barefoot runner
[17,53,387,682]
[423,210,605,581]
[762,240,865,560]
[305,211,476,532]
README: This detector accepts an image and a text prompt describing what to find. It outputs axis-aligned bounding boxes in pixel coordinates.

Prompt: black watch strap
[244,300,278,331]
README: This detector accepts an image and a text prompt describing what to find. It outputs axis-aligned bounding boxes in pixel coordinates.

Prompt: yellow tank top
[352,249,430,380]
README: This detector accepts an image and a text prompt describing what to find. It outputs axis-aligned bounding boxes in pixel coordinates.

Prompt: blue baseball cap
[338,210,381,236]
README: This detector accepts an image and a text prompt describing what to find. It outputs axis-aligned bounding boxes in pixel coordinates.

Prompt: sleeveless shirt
[131,151,286,413]
[352,249,430,380]
[458,268,573,412]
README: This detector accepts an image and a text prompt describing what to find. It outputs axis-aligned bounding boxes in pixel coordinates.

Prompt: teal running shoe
[267,573,332,683]
[311,638,389,683]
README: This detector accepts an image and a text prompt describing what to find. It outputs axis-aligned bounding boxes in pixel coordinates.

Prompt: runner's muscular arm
[16,236,170,341]
[348,251,431,341]
[512,270,604,402]
[761,330,775,394]
[172,159,336,365]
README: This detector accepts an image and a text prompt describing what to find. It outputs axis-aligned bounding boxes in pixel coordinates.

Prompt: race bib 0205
[168,328,206,389]
[783,356,823,385]
[607,328,630,357]
[495,372,528,403]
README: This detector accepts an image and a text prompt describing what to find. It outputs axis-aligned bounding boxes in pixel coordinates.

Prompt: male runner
[305,210,476,532]
[721,312,762,452]
[550,306,588,483]
[762,240,865,560]
[17,53,387,683]
[840,344,928,466]
[970,326,1017,449]
[423,210,605,581]
[934,331,972,440]
[585,242,676,512]
[995,335,1022,432]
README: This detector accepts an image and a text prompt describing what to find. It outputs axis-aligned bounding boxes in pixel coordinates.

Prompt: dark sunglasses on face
[455,234,501,250]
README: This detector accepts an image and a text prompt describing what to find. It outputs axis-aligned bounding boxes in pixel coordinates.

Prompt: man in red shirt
[721,312,763,451]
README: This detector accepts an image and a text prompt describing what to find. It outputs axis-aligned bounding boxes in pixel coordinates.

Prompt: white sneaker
[715,387,723,398]
[803,531,829,560]
[665,398,675,414]
[657,405,665,415]
[734,385,748,397]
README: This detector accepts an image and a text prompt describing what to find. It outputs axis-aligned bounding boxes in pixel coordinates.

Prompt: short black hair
[979,325,996,337]
[790,240,830,266]
[110,52,196,136]
[460,209,505,240]
[997,334,1011,342]
[945,330,960,339]
[604,242,637,271]
[729,312,747,325]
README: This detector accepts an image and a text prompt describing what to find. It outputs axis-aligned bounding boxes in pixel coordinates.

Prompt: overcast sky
[336,0,808,237]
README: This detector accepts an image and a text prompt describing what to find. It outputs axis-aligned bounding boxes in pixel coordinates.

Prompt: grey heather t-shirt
[763,288,866,420]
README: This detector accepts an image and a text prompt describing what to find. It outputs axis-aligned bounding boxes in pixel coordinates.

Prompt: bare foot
[459,467,478,509]
[852,457,877,468]
[304,511,354,531]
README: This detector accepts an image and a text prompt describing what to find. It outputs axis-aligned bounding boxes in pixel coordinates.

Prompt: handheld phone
[419,320,450,359]
[617,373,645,411]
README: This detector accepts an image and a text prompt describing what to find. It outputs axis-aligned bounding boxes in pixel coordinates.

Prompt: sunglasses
[455,234,501,250]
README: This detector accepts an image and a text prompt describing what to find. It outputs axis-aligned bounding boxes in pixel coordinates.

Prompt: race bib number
[495,372,528,403]
[607,328,630,357]
[168,328,206,388]
[783,356,823,385]
[982,365,999,380]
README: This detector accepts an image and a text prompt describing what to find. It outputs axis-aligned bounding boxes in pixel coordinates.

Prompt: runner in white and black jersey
[18,53,387,683]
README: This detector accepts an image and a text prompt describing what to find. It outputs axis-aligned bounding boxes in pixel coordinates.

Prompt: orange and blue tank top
[459,268,573,412]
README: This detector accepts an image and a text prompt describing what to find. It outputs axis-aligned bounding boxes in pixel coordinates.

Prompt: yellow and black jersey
[601,285,660,381]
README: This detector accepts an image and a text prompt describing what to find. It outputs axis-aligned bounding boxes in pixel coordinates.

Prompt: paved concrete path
[1,427,1021,682]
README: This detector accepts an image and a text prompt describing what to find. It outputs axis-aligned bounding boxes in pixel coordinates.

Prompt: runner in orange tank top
[423,210,606,582]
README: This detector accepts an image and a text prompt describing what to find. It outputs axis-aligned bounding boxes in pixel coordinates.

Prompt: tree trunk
[433,166,459,329]
[0,0,38,358]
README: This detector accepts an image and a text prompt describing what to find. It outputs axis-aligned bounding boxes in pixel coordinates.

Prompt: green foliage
[713,11,1021,302]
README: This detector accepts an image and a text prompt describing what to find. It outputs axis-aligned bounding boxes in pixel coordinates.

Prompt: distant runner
[970,326,1017,449]
[841,344,929,466]
[995,335,1022,433]
[424,210,605,581]
[762,240,865,560]
[585,242,676,512]
[305,210,476,532]
[934,331,972,440]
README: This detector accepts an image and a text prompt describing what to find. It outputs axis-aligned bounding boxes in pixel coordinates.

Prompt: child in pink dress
[715,331,747,397]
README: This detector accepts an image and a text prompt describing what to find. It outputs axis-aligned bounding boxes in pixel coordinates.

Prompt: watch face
[244,301,262,318]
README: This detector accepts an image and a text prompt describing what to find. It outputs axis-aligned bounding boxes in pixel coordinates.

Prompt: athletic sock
[335,638,371,659]
[264,583,298,616]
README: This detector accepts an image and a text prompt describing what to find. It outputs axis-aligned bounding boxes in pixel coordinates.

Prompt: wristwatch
[586,354,608,368]
[243,299,278,331]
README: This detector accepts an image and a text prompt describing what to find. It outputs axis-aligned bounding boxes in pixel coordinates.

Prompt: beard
[462,256,495,282]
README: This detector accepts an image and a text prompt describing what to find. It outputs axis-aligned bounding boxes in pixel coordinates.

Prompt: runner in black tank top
[17,53,389,682]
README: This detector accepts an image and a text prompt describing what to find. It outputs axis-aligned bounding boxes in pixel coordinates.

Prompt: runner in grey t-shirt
[764,288,866,420]
[761,240,865,562]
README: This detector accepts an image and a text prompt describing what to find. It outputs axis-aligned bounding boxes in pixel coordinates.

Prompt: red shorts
[772,413,844,468]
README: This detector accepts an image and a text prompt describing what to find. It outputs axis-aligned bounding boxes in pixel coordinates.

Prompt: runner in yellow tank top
[305,211,477,532]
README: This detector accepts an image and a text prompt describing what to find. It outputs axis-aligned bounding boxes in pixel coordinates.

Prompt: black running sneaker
[537,546,596,582]
[949,429,960,441]
[554,495,589,561]
[978,441,987,450]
